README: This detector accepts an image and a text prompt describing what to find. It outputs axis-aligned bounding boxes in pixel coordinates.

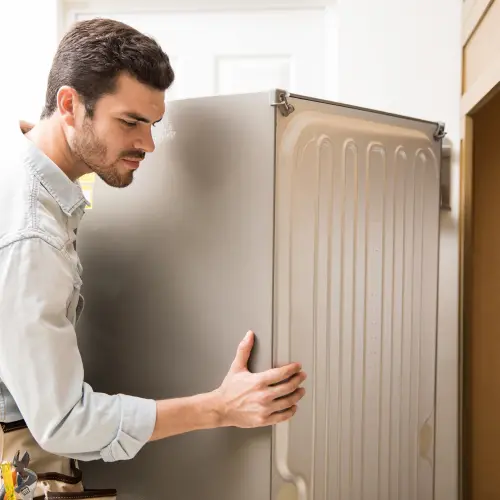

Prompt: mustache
[120,150,146,160]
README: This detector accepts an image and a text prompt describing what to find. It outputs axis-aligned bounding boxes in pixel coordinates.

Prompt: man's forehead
[99,80,166,123]
[114,71,161,93]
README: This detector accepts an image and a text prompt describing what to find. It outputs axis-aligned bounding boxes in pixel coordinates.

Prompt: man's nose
[134,128,155,153]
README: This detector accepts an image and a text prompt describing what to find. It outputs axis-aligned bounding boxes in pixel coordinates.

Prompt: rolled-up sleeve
[0,234,157,462]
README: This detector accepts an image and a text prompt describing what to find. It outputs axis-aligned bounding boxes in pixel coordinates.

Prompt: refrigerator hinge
[434,121,446,141]
[271,90,295,117]
[440,138,452,211]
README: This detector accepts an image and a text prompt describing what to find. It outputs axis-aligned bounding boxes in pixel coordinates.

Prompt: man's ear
[19,121,34,134]
[57,86,80,127]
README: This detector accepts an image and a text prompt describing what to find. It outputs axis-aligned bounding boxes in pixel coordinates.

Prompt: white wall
[336,2,462,499]
[3,0,462,498]
[2,0,60,125]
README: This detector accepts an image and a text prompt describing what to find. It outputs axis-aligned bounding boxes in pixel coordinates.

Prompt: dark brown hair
[41,18,175,119]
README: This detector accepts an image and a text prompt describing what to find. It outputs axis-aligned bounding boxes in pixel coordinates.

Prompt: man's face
[70,72,165,188]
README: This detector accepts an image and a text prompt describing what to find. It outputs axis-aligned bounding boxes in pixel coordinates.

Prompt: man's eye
[121,120,137,127]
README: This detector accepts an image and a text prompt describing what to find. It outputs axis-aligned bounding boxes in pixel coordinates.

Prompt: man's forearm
[149,392,224,441]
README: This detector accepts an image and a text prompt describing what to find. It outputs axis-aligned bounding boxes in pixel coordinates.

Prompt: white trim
[56,0,68,42]
[63,0,336,26]
[63,0,335,8]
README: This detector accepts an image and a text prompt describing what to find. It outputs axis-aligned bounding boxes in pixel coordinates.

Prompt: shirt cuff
[100,395,157,462]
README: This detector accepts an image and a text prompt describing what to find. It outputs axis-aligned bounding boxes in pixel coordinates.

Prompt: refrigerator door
[271,92,442,500]
[76,92,276,499]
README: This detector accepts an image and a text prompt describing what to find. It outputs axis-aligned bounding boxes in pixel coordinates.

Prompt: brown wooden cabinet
[461,1,500,498]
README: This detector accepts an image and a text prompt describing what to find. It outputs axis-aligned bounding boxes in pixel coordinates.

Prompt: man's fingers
[271,388,306,413]
[260,362,303,386]
[268,405,298,425]
[268,372,306,398]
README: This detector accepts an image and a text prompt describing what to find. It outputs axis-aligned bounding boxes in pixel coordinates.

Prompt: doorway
[465,87,500,499]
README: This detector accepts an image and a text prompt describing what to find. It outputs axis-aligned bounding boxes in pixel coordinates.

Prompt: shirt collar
[20,132,89,216]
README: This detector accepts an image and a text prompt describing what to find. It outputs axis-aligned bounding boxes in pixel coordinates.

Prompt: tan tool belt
[1,420,116,499]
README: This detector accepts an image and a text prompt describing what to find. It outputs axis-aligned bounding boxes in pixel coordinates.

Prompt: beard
[71,118,144,188]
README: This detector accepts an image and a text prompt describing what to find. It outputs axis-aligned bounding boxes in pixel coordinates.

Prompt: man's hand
[213,331,307,428]
[150,330,306,442]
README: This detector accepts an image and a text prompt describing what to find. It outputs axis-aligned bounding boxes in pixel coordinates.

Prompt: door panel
[462,0,500,94]
[74,10,326,99]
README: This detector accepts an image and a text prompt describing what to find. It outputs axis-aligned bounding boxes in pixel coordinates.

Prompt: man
[0,18,306,497]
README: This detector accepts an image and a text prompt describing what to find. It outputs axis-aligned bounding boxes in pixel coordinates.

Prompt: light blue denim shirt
[0,126,156,462]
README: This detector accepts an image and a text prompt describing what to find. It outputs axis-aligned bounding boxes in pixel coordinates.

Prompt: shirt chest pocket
[67,262,85,326]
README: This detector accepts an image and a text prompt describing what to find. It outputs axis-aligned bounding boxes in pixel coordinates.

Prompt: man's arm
[0,235,306,459]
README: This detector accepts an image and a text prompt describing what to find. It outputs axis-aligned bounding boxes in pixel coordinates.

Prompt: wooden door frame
[459,109,472,500]
[460,0,500,495]
[460,84,500,500]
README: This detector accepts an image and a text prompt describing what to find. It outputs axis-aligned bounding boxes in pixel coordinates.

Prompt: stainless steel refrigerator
[76,90,443,500]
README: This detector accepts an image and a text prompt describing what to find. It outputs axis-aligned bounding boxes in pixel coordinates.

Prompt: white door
[69,8,329,100]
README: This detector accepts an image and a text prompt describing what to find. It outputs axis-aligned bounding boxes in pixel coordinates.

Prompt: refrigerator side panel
[272,96,441,500]
[76,92,276,500]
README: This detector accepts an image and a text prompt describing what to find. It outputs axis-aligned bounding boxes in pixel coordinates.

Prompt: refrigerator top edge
[277,89,445,137]
[166,88,446,141]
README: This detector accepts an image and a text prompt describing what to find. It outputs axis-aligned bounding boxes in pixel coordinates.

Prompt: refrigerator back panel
[271,94,441,500]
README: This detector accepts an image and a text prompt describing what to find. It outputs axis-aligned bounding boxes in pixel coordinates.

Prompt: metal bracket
[440,138,452,211]
[434,122,451,210]
[434,121,446,141]
[271,90,295,117]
